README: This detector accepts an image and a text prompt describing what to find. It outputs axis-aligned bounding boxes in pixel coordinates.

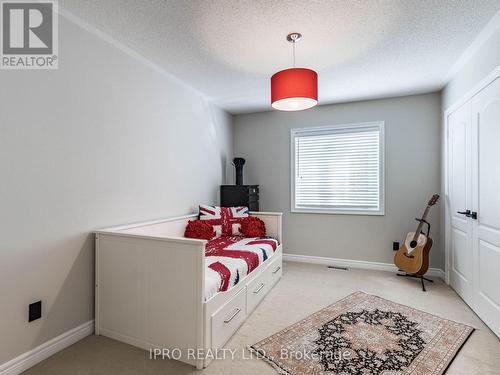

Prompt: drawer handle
[224,308,241,323]
[253,283,265,294]
[272,266,281,274]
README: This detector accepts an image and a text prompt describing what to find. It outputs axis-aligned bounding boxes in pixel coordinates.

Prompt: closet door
[447,102,474,306]
[471,77,500,337]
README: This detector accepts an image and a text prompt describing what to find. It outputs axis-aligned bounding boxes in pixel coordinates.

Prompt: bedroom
[0,1,499,374]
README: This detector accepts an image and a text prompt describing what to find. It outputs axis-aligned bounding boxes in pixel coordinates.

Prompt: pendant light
[271,33,318,111]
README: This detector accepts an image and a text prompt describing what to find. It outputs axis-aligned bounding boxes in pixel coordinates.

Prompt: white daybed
[94,211,282,369]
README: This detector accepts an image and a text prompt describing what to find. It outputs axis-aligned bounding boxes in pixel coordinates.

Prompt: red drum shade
[271,68,318,111]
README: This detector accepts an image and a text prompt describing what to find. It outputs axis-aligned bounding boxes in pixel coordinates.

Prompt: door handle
[470,211,478,220]
[457,210,471,217]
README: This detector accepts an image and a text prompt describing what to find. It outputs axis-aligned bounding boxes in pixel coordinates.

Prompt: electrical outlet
[29,301,42,322]
[393,241,400,251]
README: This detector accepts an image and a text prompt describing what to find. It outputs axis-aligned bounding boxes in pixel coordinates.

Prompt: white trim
[444,112,451,286]
[0,320,94,375]
[444,65,500,115]
[290,121,385,216]
[283,253,445,280]
[291,208,385,216]
[443,8,500,84]
[443,65,500,286]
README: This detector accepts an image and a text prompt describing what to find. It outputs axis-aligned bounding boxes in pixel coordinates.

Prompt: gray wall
[234,93,442,268]
[0,15,232,363]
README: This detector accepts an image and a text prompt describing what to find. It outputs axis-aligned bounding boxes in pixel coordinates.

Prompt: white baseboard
[283,253,446,280]
[0,320,94,375]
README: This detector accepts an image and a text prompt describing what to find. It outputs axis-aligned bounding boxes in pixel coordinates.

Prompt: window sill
[291,208,385,216]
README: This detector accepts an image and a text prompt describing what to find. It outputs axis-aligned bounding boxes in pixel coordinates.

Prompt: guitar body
[394,195,439,288]
[394,232,433,275]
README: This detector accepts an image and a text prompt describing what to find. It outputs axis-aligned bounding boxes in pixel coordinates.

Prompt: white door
[447,103,474,306]
[471,76,500,337]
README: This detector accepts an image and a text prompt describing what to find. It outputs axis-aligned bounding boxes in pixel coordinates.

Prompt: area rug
[250,291,473,375]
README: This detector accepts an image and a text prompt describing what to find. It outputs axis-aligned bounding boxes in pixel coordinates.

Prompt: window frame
[290,121,385,216]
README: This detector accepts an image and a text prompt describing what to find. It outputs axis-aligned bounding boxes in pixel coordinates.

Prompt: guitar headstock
[428,194,440,206]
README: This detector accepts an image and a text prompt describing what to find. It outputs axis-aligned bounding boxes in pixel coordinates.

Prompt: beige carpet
[23,262,500,375]
[250,291,473,375]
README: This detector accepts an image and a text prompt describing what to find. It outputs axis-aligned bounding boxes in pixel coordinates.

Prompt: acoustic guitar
[394,194,439,276]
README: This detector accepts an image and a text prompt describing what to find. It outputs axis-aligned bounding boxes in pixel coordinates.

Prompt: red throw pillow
[239,216,266,237]
[198,205,249,236]
[184,220,216,240]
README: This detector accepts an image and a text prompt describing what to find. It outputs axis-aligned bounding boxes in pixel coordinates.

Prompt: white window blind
[292,122,384,215]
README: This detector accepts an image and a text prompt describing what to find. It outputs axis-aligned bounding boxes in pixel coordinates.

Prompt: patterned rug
[250,292,473,375]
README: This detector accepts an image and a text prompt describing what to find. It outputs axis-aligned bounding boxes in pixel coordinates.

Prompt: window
[291,122,384,215]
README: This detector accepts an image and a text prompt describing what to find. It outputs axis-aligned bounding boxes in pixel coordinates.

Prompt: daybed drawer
[246,268,270,313]
[211,288,247,349]
[268,254,283,287]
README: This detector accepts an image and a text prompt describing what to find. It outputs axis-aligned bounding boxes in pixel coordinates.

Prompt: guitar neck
[412,205,431,241]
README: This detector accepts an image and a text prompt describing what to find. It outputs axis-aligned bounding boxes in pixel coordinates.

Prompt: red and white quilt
[199,205,249,237]
[204,236,279,300]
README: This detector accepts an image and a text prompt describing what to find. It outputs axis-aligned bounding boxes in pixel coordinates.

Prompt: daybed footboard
[95,232,206,368]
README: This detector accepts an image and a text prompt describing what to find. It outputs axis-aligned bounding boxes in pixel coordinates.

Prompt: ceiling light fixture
[271,33,318,111]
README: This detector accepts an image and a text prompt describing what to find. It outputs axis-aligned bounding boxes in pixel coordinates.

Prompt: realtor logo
[1,0,58,69]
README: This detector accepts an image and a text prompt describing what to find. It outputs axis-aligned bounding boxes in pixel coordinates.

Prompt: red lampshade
[271,68,318,111]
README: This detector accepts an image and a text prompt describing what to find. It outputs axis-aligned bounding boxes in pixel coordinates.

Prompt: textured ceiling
[61,0,500,114]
